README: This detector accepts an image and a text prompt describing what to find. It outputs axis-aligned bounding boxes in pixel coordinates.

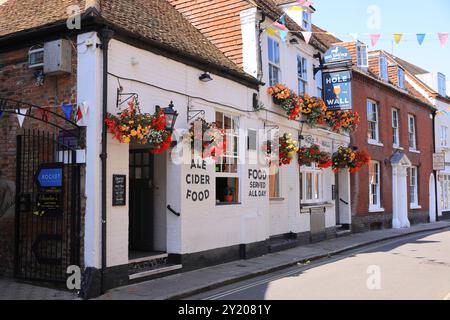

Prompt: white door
[429,173,436,223]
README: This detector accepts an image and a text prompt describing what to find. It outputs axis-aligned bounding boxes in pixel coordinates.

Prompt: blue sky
[312,0,450,77]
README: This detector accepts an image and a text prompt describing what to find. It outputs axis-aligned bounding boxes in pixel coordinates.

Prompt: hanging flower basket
[325,110,360,134]
[278,133,299,166]
[297,144,332,168]
[105,97,172,154]
[332,146,370,173]
[186,118,226,160]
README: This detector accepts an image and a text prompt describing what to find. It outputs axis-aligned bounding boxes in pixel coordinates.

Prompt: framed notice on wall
[112,174,126,206]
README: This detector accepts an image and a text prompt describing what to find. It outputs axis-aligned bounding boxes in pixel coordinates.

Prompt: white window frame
[379,55,388,81]
[268,37,281,86]
[408,114,417,150]
[398,67,405,89]
[215,111,241,205]
[438,73,446,97]
[356,43,368,68]
[440,174,450,211]
[367,99,380,143]
[297,55,308,95]
[315,69,323,98]
[409,166,419,207]
[300,164,323,204]
[441,125,448,147]
[369,161,382,211]
[302,10,311,31]
[392,108,400,147]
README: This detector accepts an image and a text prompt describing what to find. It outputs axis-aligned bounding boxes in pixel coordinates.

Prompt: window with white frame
[438,73,447,97]
[408,114,417,150]
[356,43,368,68]
[441,125,448,147]
[215,111,240,204]
[297,55,308,95]
[369,161,381,210]
[398,67,405,89]
[367,100,379,142]
[392,108,400,147]
[315,69,323,98]
[302,11,311,31]
[300,165,323,203]
[409,166,418,207]
[268,37,281,86]
[379,55,388,81]
[440,175,450,211]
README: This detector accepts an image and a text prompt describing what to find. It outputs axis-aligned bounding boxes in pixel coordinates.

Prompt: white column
[429,173,436,222]
[77,32,103,268]
[399,166,410,228]
[391,165,401,228]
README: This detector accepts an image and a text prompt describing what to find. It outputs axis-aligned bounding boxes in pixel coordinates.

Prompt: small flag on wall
[279,30,288,42]
[17,108,28,127]
[416,33,426,45]
[301,31,312,44]
[279,15,286,25]
[76,105,83,124]
[370,34,381,47]
[266,27,277,36]
[438,32,448,47]
[288,5,303,11]
[273,22,287,30]
[393,33,403,44]
[62,103,73,120]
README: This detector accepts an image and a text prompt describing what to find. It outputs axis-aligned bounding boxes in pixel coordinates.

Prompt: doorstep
[128,253,182,284]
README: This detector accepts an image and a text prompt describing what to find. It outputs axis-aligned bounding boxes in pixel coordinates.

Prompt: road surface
[186,229,450,300]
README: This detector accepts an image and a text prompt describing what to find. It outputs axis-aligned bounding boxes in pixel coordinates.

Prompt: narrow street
[187,229,450,300]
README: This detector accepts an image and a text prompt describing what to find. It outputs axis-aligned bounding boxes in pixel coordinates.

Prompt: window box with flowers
[105,97,172,154]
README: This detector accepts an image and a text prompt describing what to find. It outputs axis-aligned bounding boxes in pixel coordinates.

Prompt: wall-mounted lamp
[199,72,213,82]
[156,101,179,132]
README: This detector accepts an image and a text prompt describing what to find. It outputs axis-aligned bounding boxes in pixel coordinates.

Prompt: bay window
[268,37,281,86]
[409,166,419,207]
[215,111,240,204]
[369,161,381,210]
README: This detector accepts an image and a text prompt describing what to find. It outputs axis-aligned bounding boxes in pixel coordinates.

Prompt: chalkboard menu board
[112,175,126,206]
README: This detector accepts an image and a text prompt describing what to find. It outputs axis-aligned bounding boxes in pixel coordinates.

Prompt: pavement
[98,220,450,300]
[0,279,78,300]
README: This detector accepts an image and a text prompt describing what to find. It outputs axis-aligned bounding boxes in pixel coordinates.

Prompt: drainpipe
[256,11,266,82]
[432,110,439,222]
[99,28,114,293]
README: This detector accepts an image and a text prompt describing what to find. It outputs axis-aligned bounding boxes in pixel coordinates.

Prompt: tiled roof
[391,55,429,76]
[0,0,259,86]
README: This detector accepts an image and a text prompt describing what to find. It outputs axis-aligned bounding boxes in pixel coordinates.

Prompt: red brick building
[335,42,435,232]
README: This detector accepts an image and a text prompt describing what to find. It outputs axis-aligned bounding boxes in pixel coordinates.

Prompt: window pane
[274,41,280,64]
[268,38,274,63]
[216,177,239,204]
[269,170,280,198]
[306,173,312,200]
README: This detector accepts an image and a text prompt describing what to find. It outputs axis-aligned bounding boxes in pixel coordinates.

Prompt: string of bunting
[0,102,89,128]
[263,3,448,48]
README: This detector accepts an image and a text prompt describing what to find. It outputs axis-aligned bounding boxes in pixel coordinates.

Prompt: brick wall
[350,71,434,231]
[0,42,79,277]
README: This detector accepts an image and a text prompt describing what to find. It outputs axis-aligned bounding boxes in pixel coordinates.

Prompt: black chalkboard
[112,174,126,206]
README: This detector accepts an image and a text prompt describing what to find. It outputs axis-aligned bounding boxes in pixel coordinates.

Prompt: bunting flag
[16,108,28,127]
[416,33,426,45]
[438,32,448,47]
[370,33,381,47]
[62,103,73,120]
[349,33,359,41]
[273,22,287,31]
[38,107,49,122]
[266,27,277,36]
[76,105,83,124]
[301,31,312,44]
[279,14,286,25]
[288,5,303,11]
[279,30,288,42]
[393,33,403,44]
[298,0,313,6]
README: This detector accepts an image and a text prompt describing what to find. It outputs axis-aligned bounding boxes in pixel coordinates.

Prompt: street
[186,229,450,300]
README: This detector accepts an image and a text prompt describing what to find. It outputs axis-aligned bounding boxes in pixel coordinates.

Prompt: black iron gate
[14,129,82,282]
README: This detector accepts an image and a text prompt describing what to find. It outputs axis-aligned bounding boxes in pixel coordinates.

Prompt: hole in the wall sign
[112,174,126,206]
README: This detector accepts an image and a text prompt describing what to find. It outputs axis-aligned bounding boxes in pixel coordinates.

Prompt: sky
[312,0,450,77]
